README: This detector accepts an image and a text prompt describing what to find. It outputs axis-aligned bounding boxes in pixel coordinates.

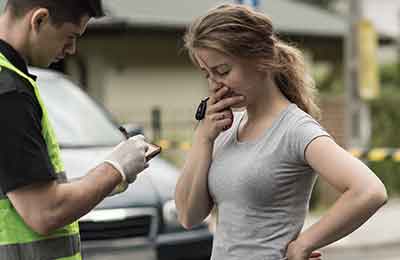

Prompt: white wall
[71,33,208,138]
[104,65,207,128]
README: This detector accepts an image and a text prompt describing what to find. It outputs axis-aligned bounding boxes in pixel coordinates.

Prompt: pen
[118,126,129,139]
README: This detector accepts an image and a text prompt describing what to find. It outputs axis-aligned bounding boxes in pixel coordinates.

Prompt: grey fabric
[208,104,331,260]
[0,234,80,260]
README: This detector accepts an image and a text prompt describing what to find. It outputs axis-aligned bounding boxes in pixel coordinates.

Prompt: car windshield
[35,69,124,147]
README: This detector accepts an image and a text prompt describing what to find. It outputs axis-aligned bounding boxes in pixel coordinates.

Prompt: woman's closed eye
[200,65,231,80]
[215,65,231,77]
[216,70,229,77]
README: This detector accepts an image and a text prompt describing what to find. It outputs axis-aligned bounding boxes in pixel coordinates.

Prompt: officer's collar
[0,39,37,80]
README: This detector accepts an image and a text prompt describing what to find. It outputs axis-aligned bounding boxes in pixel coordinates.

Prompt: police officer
[0,1,150,259]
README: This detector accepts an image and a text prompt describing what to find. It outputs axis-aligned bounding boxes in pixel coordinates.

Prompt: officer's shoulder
[0,66,30,95]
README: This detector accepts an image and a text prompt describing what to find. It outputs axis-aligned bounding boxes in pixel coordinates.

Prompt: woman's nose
[209,79,224,92]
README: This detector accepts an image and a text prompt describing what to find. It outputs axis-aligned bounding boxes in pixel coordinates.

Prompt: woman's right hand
[197,86,244,143]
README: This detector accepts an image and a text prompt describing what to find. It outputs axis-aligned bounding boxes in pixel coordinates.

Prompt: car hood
[60,146,180,209]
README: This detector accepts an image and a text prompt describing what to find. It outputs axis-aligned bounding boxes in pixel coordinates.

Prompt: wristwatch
[195,97,210,121]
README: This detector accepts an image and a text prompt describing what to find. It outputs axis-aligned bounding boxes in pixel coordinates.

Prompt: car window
[35,70,124,147]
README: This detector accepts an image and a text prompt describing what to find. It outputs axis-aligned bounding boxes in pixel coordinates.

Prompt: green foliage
[370,63,400,147]
[380,62,400,88]
[310,60,344,95]
[368,62,400,195]
[369,161,400,196]
[370,88,400,146]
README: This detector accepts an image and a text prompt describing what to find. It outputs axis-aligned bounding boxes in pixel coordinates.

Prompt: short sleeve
[289,117,331,164]
[0,91,57,194]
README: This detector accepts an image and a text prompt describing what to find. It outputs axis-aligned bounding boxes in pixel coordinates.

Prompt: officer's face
[29,11,89,67]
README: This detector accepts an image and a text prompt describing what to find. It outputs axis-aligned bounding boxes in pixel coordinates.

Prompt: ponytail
[272,40,321,120]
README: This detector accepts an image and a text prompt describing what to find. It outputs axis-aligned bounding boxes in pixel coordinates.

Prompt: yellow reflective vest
[0,52,82,260]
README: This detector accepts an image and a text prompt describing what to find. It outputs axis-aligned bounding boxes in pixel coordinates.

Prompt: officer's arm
[7,163,122,235]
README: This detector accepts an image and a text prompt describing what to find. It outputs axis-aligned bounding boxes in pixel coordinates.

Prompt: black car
[33,67,213,260]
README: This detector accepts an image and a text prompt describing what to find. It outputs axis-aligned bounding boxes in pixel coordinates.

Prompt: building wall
[104,65,206,133]
[68,31,348,144]
[68,32,208,139]
[320,96,346,147]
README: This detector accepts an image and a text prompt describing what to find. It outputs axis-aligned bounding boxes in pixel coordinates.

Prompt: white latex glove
[104,135,149,185]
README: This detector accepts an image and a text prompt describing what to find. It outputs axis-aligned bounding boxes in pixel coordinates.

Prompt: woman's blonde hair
[184,4,320,119]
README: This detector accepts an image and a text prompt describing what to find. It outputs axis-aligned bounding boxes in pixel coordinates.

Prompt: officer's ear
[30,8,50,33]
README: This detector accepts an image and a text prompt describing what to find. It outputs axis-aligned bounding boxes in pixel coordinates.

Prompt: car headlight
[162,199,180,228]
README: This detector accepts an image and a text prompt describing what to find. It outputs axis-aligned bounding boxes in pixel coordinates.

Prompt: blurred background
[1,0,400,259]
[56,0,400,206]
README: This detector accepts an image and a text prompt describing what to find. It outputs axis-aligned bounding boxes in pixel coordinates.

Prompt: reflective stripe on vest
[0,52,81,260]
[0,233,81,260]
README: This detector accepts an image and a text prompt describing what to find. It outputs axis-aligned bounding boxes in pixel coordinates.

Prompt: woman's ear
[30,8,50,33]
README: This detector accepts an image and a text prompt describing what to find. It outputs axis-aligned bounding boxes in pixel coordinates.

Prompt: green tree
[367,62,400,196]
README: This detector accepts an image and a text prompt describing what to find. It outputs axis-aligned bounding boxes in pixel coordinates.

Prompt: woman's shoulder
[286,104,322,128]
[284,104,330,141]
[283,104,331,162]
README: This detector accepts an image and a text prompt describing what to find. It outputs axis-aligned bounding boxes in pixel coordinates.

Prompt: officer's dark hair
[5,0,104,25]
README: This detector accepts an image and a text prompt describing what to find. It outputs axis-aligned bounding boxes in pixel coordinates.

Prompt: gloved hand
[104,135,149,186]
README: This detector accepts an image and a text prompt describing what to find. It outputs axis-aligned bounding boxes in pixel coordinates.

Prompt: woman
[175,4,387,260]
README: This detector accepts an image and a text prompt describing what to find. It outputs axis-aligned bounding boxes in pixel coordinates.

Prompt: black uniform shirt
[0,39,56,195]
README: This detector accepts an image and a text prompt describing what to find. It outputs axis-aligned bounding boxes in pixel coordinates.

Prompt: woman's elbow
[175,197,199,229]
[176,205,208,229]
[179,218,193,230]
[372,182,388,206]
[177,211,197,230]
[176,202,213,229]
[363,180,388,209]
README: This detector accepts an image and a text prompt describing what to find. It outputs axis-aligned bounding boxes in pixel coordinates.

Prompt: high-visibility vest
[0,52,81,260]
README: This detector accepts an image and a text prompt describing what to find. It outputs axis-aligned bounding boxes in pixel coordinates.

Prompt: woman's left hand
[286,240,322,260]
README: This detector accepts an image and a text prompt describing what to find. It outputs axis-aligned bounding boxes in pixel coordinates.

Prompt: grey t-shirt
[208,103,330,260]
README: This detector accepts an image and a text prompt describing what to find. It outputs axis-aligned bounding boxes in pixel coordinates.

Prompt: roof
[96,0,347,37]
[258,0,347,36]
